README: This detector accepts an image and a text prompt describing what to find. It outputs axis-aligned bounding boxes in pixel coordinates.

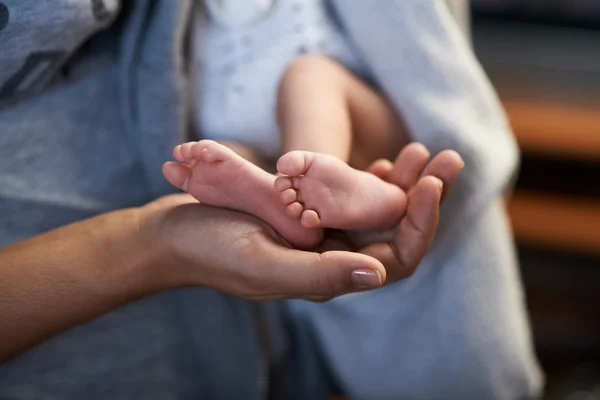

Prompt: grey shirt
[1,2,269,399]
[0,1,543,399]
[0,1,119,105]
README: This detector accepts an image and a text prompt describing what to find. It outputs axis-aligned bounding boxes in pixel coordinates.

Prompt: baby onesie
[194,0,367,159]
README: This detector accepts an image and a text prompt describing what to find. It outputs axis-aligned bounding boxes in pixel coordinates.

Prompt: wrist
[91,206,176,299]
[137,195,205,290]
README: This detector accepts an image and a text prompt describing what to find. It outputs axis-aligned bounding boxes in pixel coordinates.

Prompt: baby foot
[163,140,322,249]
[274,151,407,230]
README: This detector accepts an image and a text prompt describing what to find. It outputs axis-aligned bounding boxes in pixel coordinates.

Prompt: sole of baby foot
[163,140,323,249]
[274,150,407,230]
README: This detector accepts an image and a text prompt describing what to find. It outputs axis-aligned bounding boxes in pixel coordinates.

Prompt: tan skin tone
[278,56,407,170]
[0,144,462,364]
[224,55,407,174]
[160,57,411,240]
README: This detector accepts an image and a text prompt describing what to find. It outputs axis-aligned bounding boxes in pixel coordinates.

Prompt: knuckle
[389,248,419,282]
[309,272,340,298]
[398,265,417,280]
[405,213,429,238]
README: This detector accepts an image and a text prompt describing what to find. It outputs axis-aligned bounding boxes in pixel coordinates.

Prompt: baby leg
[277,55,407,169]
[274,56,408,229]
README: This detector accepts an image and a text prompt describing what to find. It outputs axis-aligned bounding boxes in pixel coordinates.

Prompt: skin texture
[164,140,408,247]
[1,144,463,364]
[167,56,410,242]
[277,56,407,170]
[165,140,323,249]
[274,150,407,230]
[276,56,410,231]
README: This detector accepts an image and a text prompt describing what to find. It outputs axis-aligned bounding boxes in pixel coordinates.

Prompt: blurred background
[470,1,600,399]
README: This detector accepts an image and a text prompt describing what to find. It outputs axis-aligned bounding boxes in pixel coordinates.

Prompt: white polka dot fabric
[194,0,365,158]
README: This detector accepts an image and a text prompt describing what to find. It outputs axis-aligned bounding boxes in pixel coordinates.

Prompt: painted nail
[351,269,382,289]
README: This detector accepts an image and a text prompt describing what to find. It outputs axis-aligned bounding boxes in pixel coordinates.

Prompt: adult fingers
[360,176,442,283]
[420,150,464,201]
[386,143,431,192]
[243,240,387,301]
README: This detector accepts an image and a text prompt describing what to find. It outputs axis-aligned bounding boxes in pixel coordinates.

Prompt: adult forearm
[0,207,170,363]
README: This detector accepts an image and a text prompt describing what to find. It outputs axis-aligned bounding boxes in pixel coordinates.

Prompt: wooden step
[502,98,600,162]
[507,190,600,257]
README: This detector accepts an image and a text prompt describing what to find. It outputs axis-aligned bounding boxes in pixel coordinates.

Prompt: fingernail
[433,177,443,193]
[351,269,382,289]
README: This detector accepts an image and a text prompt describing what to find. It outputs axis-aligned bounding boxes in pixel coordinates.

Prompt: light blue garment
[0,1,543,399]
[194,0,367,157]
[285,2,544,398]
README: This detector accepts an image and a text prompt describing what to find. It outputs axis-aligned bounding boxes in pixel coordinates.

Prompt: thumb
[261,245,387,300]
[360,175,442,282]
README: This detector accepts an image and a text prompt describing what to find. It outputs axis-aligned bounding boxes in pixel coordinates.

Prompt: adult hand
[0,191,385,363]
[141,194,387,302]
[356,143,465,283]
[147,143,463,298]
[0,144,458,363]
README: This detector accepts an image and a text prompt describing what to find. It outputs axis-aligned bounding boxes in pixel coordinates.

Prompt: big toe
[163,162,192,191]
[277,150,313,177]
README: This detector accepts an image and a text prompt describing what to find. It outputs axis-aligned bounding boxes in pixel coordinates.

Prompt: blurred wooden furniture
[472,14,600,399]
[503,98,600,162]
[507,188,600,257]
[502,97,600,257]
[473,19,600,258]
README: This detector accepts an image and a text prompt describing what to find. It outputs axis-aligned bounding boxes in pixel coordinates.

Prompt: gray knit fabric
[0,1,543,399]
[0,0,120,105]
